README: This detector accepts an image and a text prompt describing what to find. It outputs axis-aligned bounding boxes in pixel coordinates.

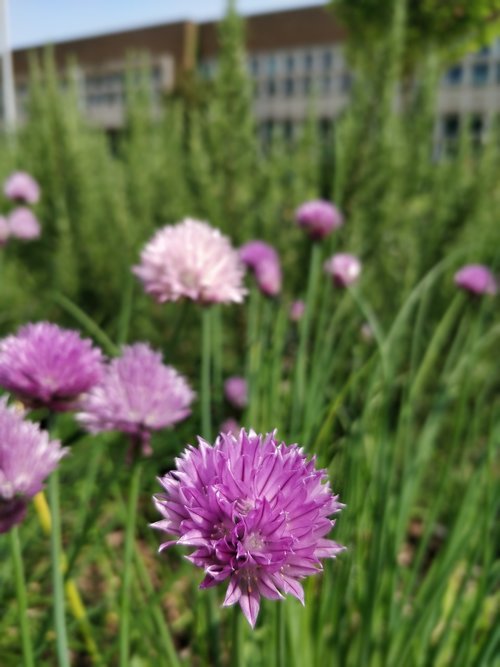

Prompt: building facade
[4,4,498,141]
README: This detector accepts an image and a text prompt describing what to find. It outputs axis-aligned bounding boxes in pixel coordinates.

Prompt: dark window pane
[472,62,489,85]
[446,65,463,85]
[284,78,294,96]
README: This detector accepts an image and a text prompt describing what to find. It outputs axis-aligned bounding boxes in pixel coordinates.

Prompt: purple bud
[8,207,41,241]
[4,172,40,205]
[454,264,497,295]
[295,200,343,240]
[324,253,362,287]
[219,418,240,436]
[240,241,282,297]
[289,300,305,322]
[224,376,248,409]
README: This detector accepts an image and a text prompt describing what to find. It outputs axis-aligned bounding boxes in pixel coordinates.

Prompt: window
[476,46,491,57]
[303,77,312,95]
[267,55,276,76]
[267,80,276,97]
[304,52,314,72]
[341,73,352,92]
[322,76,331,94]
[442,114,460,141]
[445,65,463,86]
[283,119,294,141]
[470,114,483,143]
[284,78,294,96]
[322,50,333,70]
[250,56,259,76]
[472,62,489,86]
[286,54,294,73]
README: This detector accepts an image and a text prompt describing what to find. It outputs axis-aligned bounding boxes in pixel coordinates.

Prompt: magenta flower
[134,218,246,305]
[290,300,305,322]
[240,241,282,297]
[324,253,362,287]
[4,171,40,205]
[77,343,195,457]
[454,264,497,295]
[224,376,248,410]
[0,322,104,412]
[0,216,9,246]
[295,200,343,240]
[153,429,344,627]
[8,207,41,240]
[0,398,66,533]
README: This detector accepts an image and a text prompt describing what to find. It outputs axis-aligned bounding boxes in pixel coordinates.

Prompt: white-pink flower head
[324,253,362,288]
[4,172,40,205]
[8,207,41,241]
[133,218,247,305]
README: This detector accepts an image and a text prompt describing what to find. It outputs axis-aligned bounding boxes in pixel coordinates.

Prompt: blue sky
[10,0,324,48]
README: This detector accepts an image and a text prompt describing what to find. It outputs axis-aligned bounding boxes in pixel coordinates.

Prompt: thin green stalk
[116,272,135,346]
[48,470,70,667]
[52,292,119,356]
[275,603,285,667]
[290,243,322,437]
[119,461,143,667]
[201,307,212,440]
[231,605,243,667]
[10,525,35,667]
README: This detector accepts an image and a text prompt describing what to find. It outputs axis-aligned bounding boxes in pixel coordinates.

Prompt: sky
[9,0,325,49]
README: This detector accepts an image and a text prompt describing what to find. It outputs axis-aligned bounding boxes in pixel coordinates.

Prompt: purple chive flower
[454,264,497,295]
[0,322,104,412]
[290,300,305,322]
[295,200,343,240]
[8,207,41,241]
[240,241,282,297]
[219,418,240,436]
[4,172,40,205]
[153,429,344,627]
[77,343,195,458]
[0,398,66,533]
[224,376,248,410]
[324,253,362,288]
[0,216,9,246]
[133,218,247,305]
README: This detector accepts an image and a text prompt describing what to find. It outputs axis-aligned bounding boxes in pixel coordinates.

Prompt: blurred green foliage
[332,0,500,67]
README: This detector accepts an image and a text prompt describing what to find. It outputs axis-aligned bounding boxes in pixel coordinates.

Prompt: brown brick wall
[13,21,194,80]
[198,5,346,57]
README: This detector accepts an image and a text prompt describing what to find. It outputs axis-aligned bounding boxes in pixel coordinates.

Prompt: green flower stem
[201,307,212,440]
[290,242,322,438]
[119,460,143,667]
[231,605,242,667]
[10,525,35,667]
[275,603,285,667]
[48,470,70,667]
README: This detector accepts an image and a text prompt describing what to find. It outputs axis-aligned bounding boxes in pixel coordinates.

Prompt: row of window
[249,48,338,77]
[259,117,333,141]
[254,74,352,98]
[441,113,484,140]
[85,66,163,92]
[444,61,500,87]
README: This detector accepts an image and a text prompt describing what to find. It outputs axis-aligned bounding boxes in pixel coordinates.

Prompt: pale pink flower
[4,172,40,205]
[324,253,362,287]
[134,218,246,305]
[8,207,41,240]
